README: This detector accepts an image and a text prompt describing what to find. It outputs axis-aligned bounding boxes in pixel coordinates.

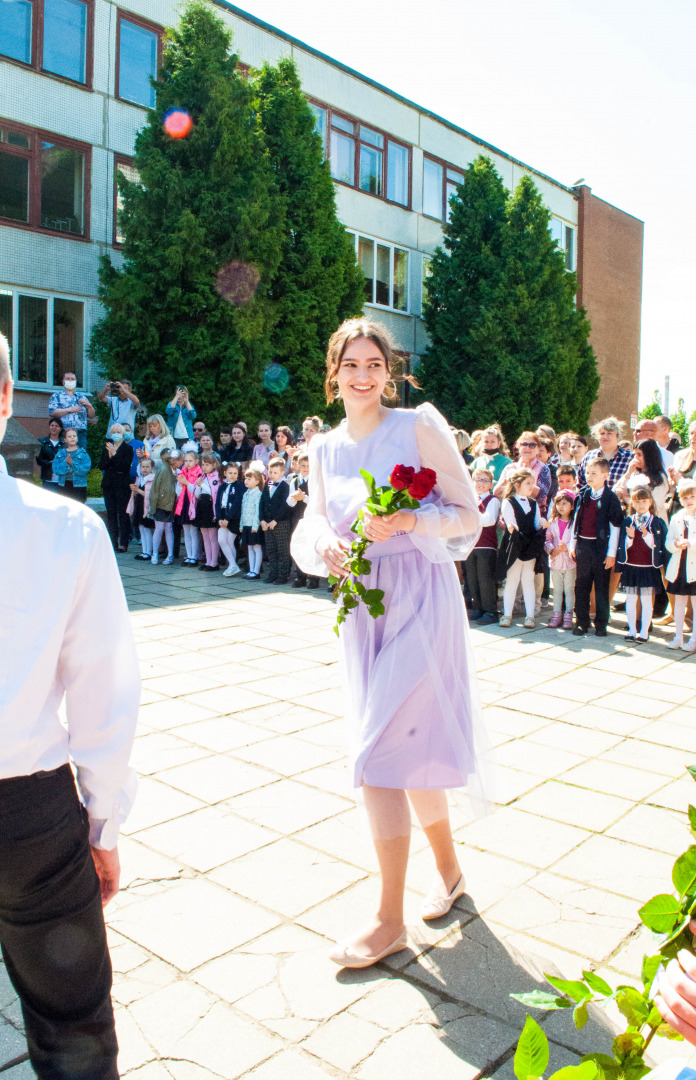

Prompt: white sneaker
[523,616,536,629]
[223,565,240,577]
[150,554,159,565]
[667,636,684,650]
[683,639,696,654]
[163,556,174,565]
[499,615,512,627]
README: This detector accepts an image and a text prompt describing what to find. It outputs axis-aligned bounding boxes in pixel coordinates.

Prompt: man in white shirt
[98,379,140,437]
[634,417,674,472]
[0,334,139,1080]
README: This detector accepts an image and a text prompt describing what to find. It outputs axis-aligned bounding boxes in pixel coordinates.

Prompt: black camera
[110,381,120,394]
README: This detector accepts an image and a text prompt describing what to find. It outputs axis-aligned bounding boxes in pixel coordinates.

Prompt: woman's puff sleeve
[411,403,482,563]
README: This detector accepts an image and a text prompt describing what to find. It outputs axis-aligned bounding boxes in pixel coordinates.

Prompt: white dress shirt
[0,474,139,849]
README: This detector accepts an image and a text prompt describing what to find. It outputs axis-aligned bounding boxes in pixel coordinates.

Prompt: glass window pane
[422,158,443,218]
[53,298,84,384]
[375,244,389,306]
[331,114,353,135]
[445,180,459,222]
[115,160,139,244]
[359,144,382,196]
[0,0,32,63]
[41,142,84,234]
[358,237,374,304]
[446,168,464,184]
[0,291,13,358]
[43,0,87,83]
[1,128,31,149]
[360,126,383,149]
[550,217,563,245]
[330,129,354,185]
[393,248,408,311]
[422,255,432,311]
[119,18,158,108]
[0,150,29,221]
[564,225,574,270]
[387,141,408,206]
[18,294,47,382]
[309,104,326,154]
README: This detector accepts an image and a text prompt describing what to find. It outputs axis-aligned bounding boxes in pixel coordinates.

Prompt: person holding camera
[165,386,197,448]
[99,423,134,552]
[49,371,95,448]
[98,379,140,438]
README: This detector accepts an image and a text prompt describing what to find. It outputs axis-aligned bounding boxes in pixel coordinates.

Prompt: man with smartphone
[98,379,140,438]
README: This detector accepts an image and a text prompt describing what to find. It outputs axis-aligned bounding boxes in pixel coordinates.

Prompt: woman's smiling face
[336,336,388,409]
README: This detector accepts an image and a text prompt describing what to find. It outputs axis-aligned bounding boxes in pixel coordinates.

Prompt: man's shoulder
[1,476,104,536]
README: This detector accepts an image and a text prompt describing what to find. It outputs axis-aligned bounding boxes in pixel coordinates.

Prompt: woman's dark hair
[634,438,667,488]
[48,417,65,433]
[275,425,294,447]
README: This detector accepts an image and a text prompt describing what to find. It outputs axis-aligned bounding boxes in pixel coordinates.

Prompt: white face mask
[64,380,77,391]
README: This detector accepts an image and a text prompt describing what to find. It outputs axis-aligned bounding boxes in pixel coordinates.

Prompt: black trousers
[0,766,118,1080]
[103,486,130,550]
[574,538,611,630]
[464,548,498,614]
[264,519,292,581]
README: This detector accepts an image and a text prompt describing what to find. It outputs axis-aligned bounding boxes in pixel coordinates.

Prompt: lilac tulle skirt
[339,533,488,800]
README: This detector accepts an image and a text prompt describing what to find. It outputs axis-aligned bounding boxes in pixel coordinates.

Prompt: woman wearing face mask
[48,372,95,448]
[99,423,134,552]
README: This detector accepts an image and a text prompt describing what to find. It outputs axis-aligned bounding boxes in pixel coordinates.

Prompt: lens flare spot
[163,108,193,139]
[263,364,290,394]
[216,261,260,306]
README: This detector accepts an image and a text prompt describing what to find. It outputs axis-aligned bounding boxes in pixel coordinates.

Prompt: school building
[0,0,644,438]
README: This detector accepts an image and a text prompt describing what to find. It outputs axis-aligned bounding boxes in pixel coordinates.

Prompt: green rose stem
[510,764,696,1080]
[329,468,420,637]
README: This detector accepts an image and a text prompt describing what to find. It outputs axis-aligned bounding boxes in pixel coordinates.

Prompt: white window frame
[346,231,410,315]
[550,216,576,271]
[0,283,87,390]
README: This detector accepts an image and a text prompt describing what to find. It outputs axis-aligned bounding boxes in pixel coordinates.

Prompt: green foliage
[638,391,662,421]
[420,156,599,442]
[252,59,364,427]
[90,2,285,434]
[86,468,103,499]
[512,769,696,1080]
[670,399,689,448]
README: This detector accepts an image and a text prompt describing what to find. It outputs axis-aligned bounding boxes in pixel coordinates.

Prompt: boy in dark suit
[287,452,320,589]
[260,457,293,584]
[568,458,624,636]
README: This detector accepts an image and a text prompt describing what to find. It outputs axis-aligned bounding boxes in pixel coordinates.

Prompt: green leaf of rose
[545,976,592,1004]
[549,1064,598,1080]
[638,894,683,934]
[641,954,662,992]
[615,988,650,1027]
[574,1001,589,1029]
[688,805,696,836]
[582,971,613,997]
[514,1016,549,1080]
[672,846,696,896]
[510,991,572,1010]
[687,765,696,784]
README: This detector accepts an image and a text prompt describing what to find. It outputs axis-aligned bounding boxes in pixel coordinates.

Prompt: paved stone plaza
[2,559,696,1080]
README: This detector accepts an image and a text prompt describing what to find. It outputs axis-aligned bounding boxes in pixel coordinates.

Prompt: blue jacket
[165,403,197,440]
[52,447,91,488]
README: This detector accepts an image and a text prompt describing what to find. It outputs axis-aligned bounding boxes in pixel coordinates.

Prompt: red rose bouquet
[329,464,438,635]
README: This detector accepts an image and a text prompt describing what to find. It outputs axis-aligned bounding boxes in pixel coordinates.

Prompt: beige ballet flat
[421,874,467,921]
[329,929,409,968]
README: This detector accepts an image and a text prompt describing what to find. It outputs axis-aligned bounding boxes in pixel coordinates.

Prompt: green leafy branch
[511,767,696,1080]
[329,468,419,636]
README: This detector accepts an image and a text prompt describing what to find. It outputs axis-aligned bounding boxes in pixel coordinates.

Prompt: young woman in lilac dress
[292,319,488,969]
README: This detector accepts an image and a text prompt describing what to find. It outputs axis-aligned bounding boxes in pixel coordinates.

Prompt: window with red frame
[309,102,410,209]
[116,9,162,109]
[0,0,94,86]
[422,155,465,222]
[0,120,89,238]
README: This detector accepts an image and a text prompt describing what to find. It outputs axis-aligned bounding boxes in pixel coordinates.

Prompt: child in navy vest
[216,461,245,577]
[617,485,667,643]
[568,457,624,636]
[464,469,500,624]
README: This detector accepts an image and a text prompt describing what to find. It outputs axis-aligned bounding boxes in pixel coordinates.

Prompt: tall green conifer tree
[90,2,284,431]
[253,59,364,424]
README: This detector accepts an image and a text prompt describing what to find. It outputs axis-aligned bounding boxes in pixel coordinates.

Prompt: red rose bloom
[390,464,415,491]
[408,468,437,501]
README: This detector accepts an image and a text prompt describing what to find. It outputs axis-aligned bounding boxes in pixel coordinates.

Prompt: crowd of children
[464,419,696,652]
